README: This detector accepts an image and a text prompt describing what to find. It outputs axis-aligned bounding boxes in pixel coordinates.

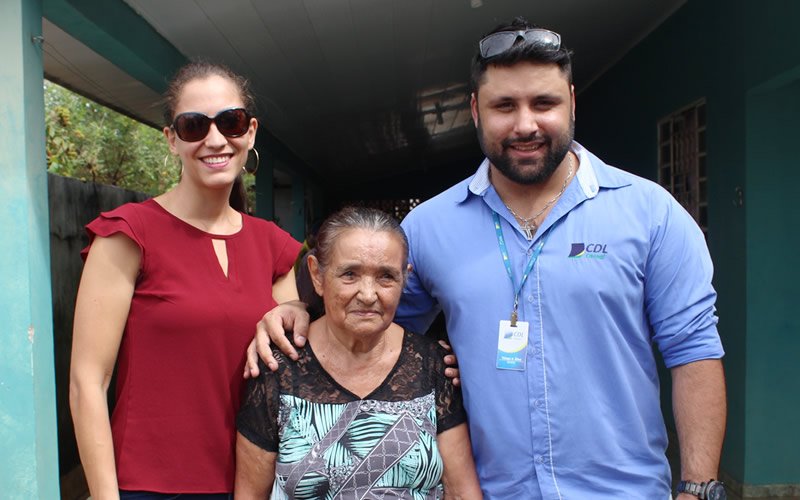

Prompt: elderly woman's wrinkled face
[311,228,406,338]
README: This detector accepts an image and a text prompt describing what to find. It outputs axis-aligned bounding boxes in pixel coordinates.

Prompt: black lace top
[237,330,466,498]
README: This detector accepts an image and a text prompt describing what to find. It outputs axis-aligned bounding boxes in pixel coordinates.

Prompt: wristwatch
[676,479,727,500]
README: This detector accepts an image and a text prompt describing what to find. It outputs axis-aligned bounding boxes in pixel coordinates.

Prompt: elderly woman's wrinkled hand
[244,300,310,378]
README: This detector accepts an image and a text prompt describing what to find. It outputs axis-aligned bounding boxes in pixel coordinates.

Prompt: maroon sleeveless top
[83,199,301,493]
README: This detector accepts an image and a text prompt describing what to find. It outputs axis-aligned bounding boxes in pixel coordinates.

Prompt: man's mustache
[501,134,547,148]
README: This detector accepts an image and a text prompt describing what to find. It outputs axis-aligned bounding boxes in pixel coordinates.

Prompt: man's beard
[477,115,575,185]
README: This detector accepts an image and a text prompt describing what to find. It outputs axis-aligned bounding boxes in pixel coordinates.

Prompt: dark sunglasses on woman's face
[171,108,252,142]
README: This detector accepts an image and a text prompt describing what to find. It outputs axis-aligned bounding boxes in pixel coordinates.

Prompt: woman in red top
[70,61,302,499]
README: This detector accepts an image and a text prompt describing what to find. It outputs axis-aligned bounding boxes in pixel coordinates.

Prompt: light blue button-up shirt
[397,143,723,499]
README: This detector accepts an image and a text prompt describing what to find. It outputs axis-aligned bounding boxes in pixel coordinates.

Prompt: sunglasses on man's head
[479,28,561,59]
[171,108,252,143]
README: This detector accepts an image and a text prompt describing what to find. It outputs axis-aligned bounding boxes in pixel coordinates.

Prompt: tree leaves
[44,81,177,195]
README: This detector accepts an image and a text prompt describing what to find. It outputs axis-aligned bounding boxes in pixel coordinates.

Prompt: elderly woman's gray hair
[314,207,409,276]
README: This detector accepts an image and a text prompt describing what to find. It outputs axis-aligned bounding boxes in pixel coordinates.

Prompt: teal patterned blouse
[237,331,466,499]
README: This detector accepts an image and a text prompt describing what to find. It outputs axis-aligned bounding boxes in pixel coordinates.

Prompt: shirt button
[527,295,534,303]
[527,249,533,256]
[532,345,542,355]
[534,399,544,409]
[535,455,545,464]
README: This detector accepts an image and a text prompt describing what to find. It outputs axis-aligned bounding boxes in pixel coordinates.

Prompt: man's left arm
[672,358,727,498]
[643,188,727,496]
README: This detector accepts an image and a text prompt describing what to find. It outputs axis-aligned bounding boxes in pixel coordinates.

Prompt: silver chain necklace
[504,154,574,240]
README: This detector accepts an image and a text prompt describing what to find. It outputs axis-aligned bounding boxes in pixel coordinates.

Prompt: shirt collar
[573,142,600,198]
[462,141,630,203]
[466,158,492,197]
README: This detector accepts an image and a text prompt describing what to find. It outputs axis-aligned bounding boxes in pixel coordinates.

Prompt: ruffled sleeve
[80,203,146,267]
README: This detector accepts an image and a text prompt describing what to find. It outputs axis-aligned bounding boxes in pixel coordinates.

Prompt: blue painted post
[0,0,61,498]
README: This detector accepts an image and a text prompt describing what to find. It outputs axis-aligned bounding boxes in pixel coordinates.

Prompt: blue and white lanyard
[492,211,550,326]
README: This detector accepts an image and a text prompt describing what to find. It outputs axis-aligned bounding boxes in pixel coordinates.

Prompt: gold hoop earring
[164,154,183,176]
[244,148,260,174]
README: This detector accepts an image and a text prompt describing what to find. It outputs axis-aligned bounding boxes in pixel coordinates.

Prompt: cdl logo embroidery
[568,243,608,259]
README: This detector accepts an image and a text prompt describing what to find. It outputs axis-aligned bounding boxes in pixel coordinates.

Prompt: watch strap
[677,480,707,498]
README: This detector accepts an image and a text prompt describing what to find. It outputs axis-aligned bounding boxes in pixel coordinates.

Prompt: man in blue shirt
[252,17,726,500]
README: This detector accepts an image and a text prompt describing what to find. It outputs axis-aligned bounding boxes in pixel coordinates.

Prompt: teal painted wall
[0,0,61,497]
[255,135,276,220]
[743,2,800,90]
[745,77,800,484]
[742,3,800,484]
[253,130,319,236]
[578,0,800,487]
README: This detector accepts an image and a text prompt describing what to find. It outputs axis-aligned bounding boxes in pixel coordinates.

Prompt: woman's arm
[69,233,140,499]
[243,269,305,378]
[272,267,300,303]
[235,432,277,498]
[438,423,483,499]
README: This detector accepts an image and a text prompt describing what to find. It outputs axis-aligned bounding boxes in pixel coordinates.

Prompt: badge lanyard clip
[510,298,519,327]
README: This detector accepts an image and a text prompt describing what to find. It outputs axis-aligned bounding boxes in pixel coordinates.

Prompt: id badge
[496,320,529,371]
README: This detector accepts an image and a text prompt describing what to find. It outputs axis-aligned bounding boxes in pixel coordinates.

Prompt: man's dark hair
[469,17,574,93]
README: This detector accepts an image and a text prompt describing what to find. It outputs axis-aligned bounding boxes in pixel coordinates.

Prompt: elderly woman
[235,207,482,499]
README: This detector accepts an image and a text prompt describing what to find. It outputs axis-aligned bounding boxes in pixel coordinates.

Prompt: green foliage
[44,80,177,195]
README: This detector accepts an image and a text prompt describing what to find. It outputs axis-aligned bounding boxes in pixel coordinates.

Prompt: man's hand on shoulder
[438,339,461,387]
[244,300,310,378]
